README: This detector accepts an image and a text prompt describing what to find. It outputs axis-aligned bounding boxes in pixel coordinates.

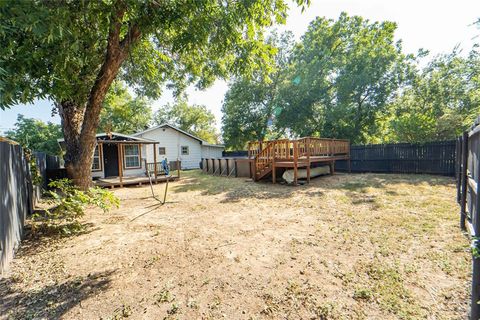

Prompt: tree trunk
[58,101,98,190]
[56,5,142,190]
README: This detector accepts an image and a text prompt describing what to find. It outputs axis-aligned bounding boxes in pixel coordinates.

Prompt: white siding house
[133,124,224,169]
[57,132,155,179]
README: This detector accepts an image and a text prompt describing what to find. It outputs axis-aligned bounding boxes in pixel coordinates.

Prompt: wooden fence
[457,119,480,319]
[0,140,34,274]
[335,140,456,176]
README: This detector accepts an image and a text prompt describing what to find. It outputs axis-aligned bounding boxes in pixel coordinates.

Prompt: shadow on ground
[172,170,299,203]
[0,270,115,319]
[172,171,455,203]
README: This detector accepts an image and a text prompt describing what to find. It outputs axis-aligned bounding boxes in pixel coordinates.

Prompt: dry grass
[0,171,470,319]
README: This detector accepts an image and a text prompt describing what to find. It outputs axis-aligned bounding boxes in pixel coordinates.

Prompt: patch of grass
[102,304,132,320]
[167,303,179,315]
[313,302,337,320]
[358,261,424,318]
[144,255,161,268]
[154,289,175,304]
[353,288,373,301]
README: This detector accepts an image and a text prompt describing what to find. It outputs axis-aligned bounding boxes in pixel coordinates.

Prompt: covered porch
[93,139,181,188]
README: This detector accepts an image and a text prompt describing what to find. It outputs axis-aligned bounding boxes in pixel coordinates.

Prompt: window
[92,145,101,171]
[159,147,166,155]
[124,144,140,168]
[181,146,189,155]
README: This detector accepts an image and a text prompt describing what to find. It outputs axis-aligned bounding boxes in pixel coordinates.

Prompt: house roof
[57,132,154,143]
[133,123,224,148]
[202,142,225,148]
[133,123,202,142]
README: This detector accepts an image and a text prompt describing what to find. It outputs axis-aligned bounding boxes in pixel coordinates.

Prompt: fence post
[472,128,480,319]
[472,256,480,320]
[456,138,461,203]
[460,132,468,230]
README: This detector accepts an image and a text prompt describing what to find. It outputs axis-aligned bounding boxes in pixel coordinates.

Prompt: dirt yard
[0,171,471,319]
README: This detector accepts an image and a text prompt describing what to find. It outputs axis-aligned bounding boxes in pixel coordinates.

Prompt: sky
[1,0,479,134]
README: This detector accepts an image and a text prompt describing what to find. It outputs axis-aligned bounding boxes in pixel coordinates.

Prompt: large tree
[276,13,406,143]
[154,100,219,144]
[0,0,308,189]
[5,115,63,155]
[222,31,293,149]
[389,48,480,142]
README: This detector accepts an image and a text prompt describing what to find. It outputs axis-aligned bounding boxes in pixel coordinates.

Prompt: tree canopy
[222,32,293,149]
[154,100,219,144]
[0,0,308,188]
[221,13,480,148]
[5,115,63,155]
[276,13,406,143]
[388,48,480,142]
[99,82,153,134]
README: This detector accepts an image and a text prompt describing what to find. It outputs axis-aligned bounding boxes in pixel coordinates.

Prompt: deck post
[347,142,352,173]
[293,140,298,185]
[177,158,180,179]
[306,137,311,183]
[118,144,123,187]
[272,158,276,184]
[250,159,254,180]
[218,159,222,176]
[153,143,158,183]
[226,159,230,177]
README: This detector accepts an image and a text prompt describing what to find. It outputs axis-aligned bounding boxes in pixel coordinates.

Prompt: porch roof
[57,132,155,144]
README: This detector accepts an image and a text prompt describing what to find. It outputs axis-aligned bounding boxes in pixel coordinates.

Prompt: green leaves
[0,0,303,109]
[154,99,220,144]
[222,31,293,149]
[389,48,480,143]
[276,13,404,143]
[99,82,153,134]
[5,114,63,155]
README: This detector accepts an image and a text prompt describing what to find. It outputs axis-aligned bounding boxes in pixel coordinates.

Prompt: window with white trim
[181,146,189,155]
[124,144,140,168]
[159,147,166,155]
[92,145,101,171]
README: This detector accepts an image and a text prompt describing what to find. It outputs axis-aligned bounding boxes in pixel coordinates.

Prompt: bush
[25,149,43,186]
[32,179,119,235]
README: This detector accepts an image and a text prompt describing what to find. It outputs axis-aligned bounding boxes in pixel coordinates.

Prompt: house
[132,123,224,169]
[57,132,158,181]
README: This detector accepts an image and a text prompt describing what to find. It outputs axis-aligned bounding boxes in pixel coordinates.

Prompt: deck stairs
[249,137,351,182]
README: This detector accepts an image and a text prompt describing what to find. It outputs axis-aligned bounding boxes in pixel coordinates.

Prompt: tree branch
[80,5,142,144]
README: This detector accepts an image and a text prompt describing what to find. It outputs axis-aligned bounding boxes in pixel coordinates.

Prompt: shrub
[32,179,119,235]
[25,149,43,186]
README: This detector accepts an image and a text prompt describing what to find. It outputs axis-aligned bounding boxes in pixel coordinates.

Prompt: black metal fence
[457,118,480,319]
[222,150,248,157]
[334,140,457,176]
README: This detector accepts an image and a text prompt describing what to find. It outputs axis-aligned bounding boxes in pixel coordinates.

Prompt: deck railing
[249,137,350,180]
[249,137,350,160]
[146,161,166,176]
[254,141,275,175]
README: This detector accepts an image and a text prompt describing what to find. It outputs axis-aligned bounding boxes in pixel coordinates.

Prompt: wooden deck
[248,137,351,184]
[94,175,178,188]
